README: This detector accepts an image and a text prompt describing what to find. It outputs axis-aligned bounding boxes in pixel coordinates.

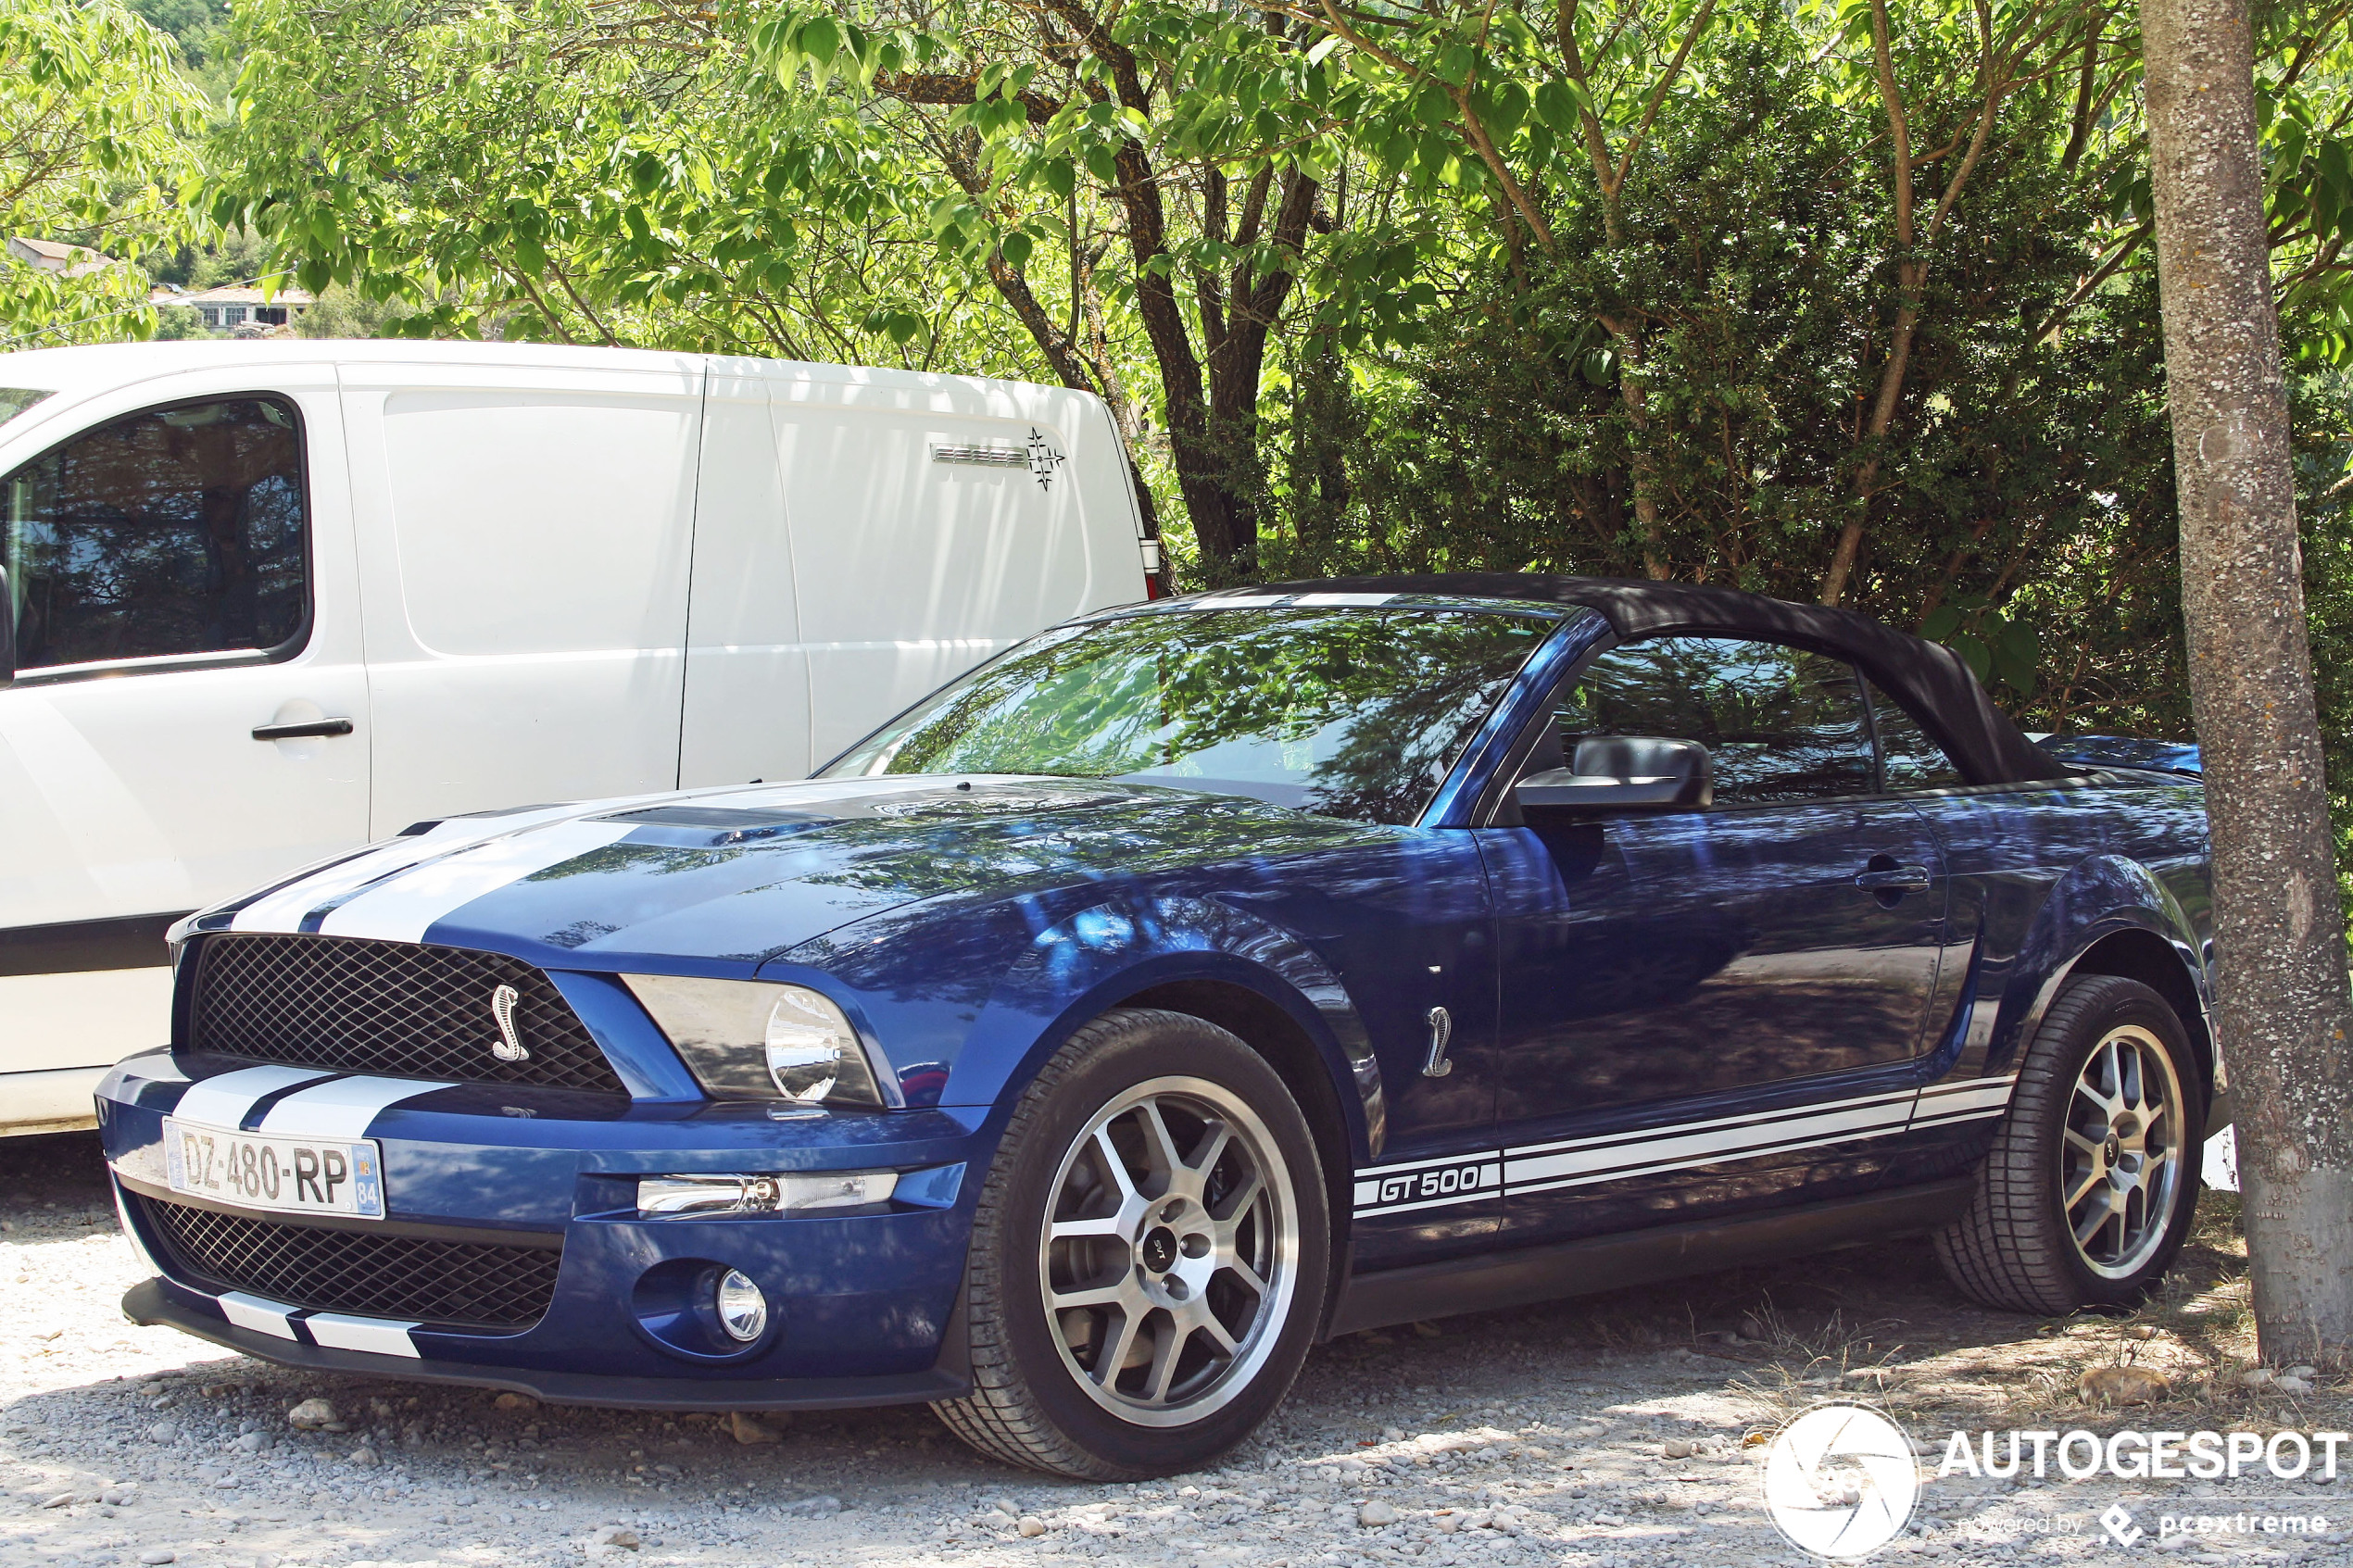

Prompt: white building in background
[151,283,316,332]
[7,236,118,277]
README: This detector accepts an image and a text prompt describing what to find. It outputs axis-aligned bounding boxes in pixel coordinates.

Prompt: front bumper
[99,1050,989,1409]
[119,1279,968,1410]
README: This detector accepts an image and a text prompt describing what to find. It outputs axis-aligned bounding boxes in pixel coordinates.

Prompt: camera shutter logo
[488,984,530,1063]
[1760,1401,1920,1559]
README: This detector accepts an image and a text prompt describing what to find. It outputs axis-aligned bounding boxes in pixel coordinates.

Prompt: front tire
[1933,974,2206,1314]
[932,1008,1330,1478]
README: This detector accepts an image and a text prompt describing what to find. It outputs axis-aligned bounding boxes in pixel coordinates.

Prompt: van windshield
[823,603,1562,824]
[0,389,54,430]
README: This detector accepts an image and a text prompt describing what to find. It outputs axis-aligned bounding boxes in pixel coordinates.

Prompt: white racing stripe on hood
[229,805,614,935]
[315,820,639,944]
[257,1075,456,1140]
[171,1065,335,1130]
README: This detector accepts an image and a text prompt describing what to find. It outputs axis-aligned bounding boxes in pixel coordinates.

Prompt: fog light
[715,1269,767,1342]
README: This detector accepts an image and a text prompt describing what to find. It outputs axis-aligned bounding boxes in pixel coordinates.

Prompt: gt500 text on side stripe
[1352,1076,2014,1219]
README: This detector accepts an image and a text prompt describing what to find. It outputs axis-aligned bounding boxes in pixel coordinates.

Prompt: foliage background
[9,0,2353,897]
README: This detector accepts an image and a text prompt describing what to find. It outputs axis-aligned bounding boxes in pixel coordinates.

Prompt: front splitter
[121,1278,969,1412]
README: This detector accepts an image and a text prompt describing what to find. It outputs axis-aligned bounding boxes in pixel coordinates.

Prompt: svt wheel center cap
[1139,1226,1177,1273]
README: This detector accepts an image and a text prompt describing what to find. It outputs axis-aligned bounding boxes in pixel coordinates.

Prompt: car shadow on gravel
[6,1125,2259,1495]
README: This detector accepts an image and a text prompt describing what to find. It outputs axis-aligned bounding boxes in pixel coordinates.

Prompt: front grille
[141,1196,560,1330]
[190,933,625,1094]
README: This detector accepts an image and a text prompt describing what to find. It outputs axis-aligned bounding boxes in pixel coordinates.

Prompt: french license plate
[162,1119,385,1219]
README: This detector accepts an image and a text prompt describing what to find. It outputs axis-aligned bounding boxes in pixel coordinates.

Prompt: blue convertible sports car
[97,575,2219,1477]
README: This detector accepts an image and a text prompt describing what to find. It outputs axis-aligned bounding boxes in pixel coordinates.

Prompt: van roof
[0,339,1088,405]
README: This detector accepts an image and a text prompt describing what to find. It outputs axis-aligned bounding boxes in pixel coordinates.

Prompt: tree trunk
[2143,0,2353,1366]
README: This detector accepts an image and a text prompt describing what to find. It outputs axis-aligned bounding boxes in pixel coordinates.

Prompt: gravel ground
[7,1131,2349,1568]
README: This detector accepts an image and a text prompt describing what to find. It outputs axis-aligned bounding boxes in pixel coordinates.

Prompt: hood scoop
[593,803,837,848]
[855,783,1136,820]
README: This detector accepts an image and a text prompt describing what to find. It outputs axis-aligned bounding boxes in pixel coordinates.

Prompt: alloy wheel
[2060,1024,2185,1279]
[1037,1075,1299,1426]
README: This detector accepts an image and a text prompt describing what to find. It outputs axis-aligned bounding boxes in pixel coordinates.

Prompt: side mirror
[1514,735,1712,812]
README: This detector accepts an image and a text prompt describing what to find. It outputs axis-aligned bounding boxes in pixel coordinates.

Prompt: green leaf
[799,17,841,67]
[1482,81,1529,140]
[1533,79,1586,131]
[1919,606,1960,642]
[1000,231,1033,269]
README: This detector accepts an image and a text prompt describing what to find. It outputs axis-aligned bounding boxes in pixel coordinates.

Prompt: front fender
[941,894,1382,1162]
[764,890,1382,1161]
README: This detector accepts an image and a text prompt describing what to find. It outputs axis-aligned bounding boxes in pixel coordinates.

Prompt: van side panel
[751,370,1145,768]
[678,371,814,788]
[342,363,702,834]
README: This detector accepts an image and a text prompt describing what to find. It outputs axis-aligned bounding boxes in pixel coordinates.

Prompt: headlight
[636,1171,899,1216]
[622,976,895,1108]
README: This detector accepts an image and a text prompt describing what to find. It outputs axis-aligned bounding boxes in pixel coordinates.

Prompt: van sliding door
[676,370,812,789]
[341,362,699,835]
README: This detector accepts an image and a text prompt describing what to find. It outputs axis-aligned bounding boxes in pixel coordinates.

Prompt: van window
[3,396,308,671]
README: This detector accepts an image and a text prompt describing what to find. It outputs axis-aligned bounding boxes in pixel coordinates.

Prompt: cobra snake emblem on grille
[488,984,531,1063]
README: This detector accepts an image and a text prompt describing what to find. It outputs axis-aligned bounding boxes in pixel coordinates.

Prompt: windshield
[824,604,1560,823]
[0,388,55,431]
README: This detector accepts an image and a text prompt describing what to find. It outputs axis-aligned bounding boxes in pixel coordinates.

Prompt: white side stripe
[257,1075,455,1139]
[1509,1123,1921,1198]
[172,1065,334,1130]
[1503,1099,1914,1187]
[219,1291,301,1340]
[303,1312,422,1358]
[1507,1088,1920,1163]
[1353,1076,2019,1216]
[317,821,638,943]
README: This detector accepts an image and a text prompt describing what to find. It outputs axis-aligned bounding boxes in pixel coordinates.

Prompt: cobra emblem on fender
[488,984,530,1063]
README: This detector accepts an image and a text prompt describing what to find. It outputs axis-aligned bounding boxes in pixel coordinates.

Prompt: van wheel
[1933,974,2205,1314]
[932,1008,1328,1479]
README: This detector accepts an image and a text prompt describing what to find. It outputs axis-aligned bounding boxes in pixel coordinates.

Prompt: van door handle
[252,718,354,741]
[1854,864,1933,891]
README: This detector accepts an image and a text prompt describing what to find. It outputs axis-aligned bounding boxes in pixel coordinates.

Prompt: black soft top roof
[1242,571,2070,786]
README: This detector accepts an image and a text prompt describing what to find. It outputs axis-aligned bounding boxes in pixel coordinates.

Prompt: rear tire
[931,1008,1329,1479]
[1933,974,2205,1314]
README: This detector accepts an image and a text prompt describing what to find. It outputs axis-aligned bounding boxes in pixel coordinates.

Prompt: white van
[0,341,1154,1135]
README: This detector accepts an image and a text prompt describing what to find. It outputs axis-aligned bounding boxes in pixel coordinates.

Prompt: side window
[1560,636,1876,803]
[1867,678,1965,789]
[3,396,307,672]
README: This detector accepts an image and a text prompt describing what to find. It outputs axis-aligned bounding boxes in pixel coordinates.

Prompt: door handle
[252,717,354,741]
[1854,864,1933,891]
